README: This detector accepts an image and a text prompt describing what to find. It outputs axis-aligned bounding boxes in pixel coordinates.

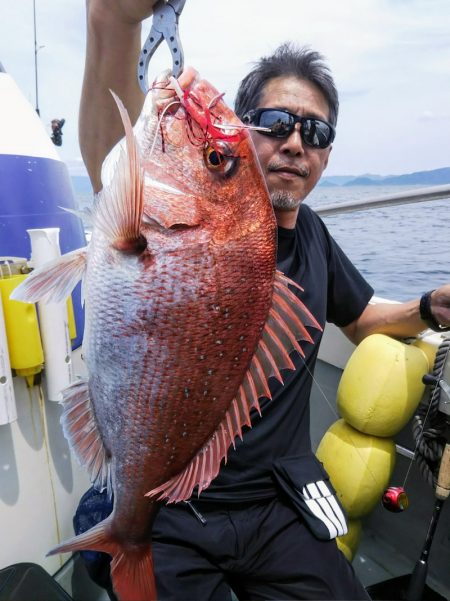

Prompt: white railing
[315,183,450,217]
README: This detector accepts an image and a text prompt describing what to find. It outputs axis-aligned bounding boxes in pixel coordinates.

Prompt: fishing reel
[382,486,409,512]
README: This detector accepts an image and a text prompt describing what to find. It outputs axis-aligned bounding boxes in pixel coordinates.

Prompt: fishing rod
[33,0,44,116]
[32,1,64,145]
[405,338,450,601]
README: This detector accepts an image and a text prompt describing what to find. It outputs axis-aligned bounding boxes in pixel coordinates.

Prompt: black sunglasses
[242,108,335,149]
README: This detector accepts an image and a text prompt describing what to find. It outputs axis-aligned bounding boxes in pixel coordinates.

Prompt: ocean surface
[72,178,450,302]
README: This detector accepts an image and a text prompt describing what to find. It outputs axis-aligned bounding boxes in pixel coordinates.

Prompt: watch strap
[419,290,450,332]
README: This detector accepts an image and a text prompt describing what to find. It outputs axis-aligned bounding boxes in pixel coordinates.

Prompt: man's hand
[430,284,450,329]
[152,66,197,112]
[90,0,160,26]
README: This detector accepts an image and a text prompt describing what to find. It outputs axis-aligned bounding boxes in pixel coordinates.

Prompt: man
[79,1,450,599]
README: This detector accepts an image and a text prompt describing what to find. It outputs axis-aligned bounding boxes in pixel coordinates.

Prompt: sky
[1,0,450,177]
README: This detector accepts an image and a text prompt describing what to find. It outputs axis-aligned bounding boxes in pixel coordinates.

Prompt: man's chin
[270,191,303,212]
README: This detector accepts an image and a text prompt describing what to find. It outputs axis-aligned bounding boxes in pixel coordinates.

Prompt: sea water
[73,179,450,302]
[307,185,450,301]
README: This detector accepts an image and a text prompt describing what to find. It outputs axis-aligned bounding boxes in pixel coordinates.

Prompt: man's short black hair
[234,43,339,127]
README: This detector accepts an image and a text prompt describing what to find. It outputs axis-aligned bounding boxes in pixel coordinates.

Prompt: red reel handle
[382,486,409,512]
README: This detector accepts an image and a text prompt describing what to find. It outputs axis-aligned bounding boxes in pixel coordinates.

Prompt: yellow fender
[336,518,362,562]
[337,334,429,437]
[316,419,396,519]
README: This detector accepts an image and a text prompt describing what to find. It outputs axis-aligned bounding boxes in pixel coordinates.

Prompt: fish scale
[11,70,320,600]
[86,228,273,499]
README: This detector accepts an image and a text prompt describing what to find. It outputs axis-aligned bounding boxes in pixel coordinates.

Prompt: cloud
[340,88,372,101]
[418,110,450,122]
[2,0,450,176]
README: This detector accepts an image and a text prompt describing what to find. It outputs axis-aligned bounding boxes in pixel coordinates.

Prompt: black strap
[420,290,450,332]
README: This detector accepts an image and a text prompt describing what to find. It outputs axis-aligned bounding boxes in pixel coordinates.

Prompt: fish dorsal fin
[10,247,87,304]
[60,379,111,493]
[146,271,321,503]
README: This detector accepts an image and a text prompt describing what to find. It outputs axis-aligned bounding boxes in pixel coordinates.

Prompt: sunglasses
[242,108,335,149]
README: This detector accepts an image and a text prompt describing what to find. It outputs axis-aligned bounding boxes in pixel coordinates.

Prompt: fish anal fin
[10,247,87,304]
[145,365,264,504]
[145,271,321,504]
[60,379,111,492]
[145,424,232,504]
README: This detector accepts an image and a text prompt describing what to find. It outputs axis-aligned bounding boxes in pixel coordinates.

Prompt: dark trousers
[152,497,371,601]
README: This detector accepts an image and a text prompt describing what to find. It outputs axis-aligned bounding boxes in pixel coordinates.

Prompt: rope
[412,336,450,487]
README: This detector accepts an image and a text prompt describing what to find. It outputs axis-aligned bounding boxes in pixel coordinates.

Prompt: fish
[11,68,321,601]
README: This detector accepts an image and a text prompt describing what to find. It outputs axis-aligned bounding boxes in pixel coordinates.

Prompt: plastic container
[0,275,43,386]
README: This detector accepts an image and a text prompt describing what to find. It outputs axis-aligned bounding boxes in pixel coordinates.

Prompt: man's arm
[80,0,160,192]
[342,284,450,345]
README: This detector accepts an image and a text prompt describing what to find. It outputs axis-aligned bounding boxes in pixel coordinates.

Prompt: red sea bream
[12,69,320,600]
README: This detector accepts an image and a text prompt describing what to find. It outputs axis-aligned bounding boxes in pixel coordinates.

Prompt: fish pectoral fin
[93,91,145,251]
[145,271,321,504]
[60,379,111,493]
[59,205,93,225]
[10,247,87,304]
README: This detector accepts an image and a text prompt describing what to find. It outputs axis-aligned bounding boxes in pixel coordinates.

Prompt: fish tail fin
[110,545,156,601]
[48,521,157,601]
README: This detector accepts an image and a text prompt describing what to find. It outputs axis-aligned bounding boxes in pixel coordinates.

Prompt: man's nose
[279,122,304,155]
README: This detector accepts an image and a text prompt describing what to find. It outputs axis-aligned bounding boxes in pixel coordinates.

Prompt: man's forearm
[80,0,157,191]
[342,284,450,345]
[342,300,425,345]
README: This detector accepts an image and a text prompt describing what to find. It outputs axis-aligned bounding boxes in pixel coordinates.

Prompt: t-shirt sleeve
[324,228,374,328]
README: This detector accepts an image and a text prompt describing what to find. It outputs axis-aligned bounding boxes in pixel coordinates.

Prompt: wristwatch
[419,290,450,332]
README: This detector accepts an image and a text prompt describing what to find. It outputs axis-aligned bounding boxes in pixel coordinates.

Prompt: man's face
[249,76,332,226]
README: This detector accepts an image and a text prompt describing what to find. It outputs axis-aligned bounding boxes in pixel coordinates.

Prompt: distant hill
[375,167,450,186]
[319,175,355,186]
[71,168,450,194]
[345,176,381,186]
[317,180,338,187]
[343,167,450,187]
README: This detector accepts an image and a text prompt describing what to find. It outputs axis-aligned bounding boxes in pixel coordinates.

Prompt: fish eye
[203,142,239,177]
[205,147,224,168]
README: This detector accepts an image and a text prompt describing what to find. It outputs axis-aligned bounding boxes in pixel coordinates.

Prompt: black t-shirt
[199,203,374,502]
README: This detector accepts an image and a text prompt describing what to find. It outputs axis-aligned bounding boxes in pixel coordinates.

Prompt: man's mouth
[268,163,309,178]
